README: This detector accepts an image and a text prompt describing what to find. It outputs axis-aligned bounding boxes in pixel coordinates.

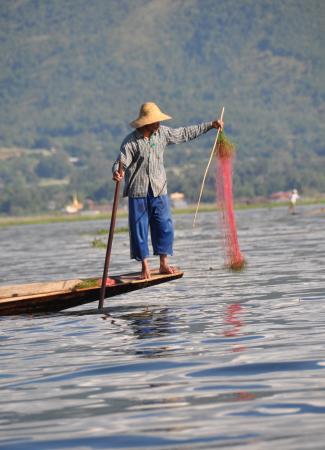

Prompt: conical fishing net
[215,131,245,270]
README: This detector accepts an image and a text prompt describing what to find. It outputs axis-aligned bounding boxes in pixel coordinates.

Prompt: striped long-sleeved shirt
[112,122,213,198]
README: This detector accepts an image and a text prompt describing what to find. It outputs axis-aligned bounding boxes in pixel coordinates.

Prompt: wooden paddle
[98,162,123,310]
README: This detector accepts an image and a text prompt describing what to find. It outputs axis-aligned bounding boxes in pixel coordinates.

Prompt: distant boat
[0,269,184,316]
[65,193,83,214]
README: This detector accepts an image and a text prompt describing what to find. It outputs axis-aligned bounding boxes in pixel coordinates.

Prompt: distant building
[65,193,83,214]
[170,192,188,209]
[270,191,291,202]
[68,156,80,164]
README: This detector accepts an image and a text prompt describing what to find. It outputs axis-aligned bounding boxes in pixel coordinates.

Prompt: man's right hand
[212,119,224,131]
[113,170,124,182]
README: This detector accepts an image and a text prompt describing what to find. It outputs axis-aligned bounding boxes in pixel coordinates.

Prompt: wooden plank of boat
[0,269,183,316]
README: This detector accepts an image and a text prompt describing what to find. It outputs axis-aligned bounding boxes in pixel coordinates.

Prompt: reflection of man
[112,102,223,279]
[129,308,171,342]
[289,189,300,214]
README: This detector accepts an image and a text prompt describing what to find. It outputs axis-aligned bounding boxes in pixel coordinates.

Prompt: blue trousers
[128,190,174,261]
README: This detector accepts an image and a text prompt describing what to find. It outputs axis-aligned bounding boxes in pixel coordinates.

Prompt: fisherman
[112,102,223,279]
[289,188,300,214]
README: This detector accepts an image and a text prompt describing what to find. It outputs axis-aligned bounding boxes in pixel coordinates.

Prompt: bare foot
[159,254,175,275]
[141,259,151,279]
[159,265,175,275]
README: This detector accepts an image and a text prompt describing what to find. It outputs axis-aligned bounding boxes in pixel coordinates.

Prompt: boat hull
[0,270,183,315]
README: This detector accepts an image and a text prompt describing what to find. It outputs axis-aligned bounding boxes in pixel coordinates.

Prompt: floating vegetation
[95,228,108,235]
[94,226,128,235]
[75,278,99,289]
[91,238,106,248]
[116,226,129,234]
[91,226,128,249]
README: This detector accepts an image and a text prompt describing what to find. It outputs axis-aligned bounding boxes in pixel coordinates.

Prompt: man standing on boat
[112,102,223,279]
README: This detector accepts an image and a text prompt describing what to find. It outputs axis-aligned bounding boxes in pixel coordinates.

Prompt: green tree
[35,151,72,179]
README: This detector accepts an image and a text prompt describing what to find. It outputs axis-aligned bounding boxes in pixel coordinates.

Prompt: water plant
[216,130,235,159]
[95,226,128,235]
[75,278,99,289]
[91,238,106,248]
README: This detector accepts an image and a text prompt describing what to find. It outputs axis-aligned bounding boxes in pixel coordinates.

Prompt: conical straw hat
[130,102,172,128]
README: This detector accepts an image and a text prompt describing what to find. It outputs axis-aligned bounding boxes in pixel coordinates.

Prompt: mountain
[0,0,324,214]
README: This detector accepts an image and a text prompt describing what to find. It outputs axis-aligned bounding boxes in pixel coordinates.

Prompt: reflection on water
[122,307,172,341]
[101,306,175,358]
[1,205,325,449]
[224,303,244,337]
[224,304,246,353]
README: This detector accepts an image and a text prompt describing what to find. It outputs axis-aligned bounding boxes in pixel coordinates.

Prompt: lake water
[1,205,325,450]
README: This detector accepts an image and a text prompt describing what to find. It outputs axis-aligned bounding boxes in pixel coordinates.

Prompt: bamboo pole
[193,106,224,227]
[98,162,123,310]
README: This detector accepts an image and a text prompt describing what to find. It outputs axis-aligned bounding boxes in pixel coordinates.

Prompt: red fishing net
[216,132,245,270]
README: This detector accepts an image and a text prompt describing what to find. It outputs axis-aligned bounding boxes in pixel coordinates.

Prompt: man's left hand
[212,119,224,131]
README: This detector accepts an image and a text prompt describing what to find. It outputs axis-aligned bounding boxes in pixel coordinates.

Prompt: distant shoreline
[1,199,325,227]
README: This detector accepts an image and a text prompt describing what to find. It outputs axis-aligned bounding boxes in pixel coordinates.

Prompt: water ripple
[1,206,325,449]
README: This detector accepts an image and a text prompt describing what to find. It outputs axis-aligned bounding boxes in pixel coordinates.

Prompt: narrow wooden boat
[0,269,183,316]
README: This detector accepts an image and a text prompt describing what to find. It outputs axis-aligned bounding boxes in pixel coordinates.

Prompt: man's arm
[163,120,223,145]
[112,143,134,181]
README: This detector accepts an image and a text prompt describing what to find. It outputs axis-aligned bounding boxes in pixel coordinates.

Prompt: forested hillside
[0,0,324,214]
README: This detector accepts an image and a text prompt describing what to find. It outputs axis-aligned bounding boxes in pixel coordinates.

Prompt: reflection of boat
[0,269,183,316]
[65,193,83,214]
